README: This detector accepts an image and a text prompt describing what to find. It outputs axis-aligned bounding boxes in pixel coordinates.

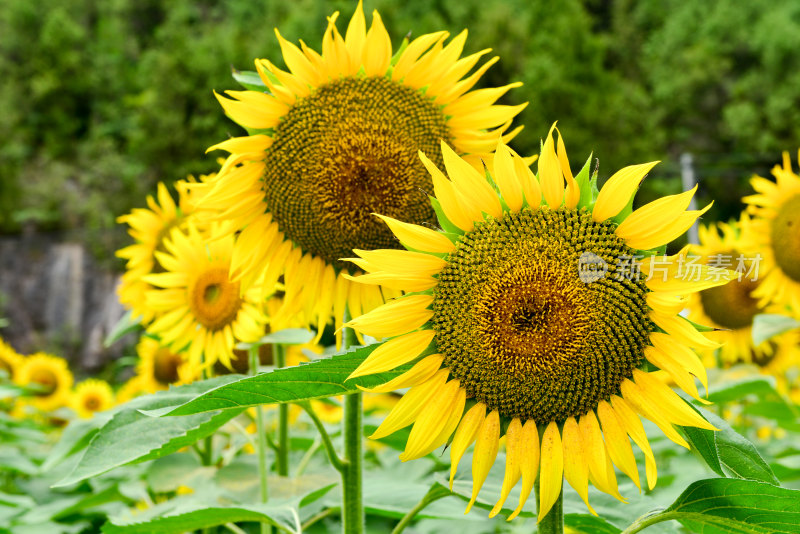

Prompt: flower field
[1,1,800,533]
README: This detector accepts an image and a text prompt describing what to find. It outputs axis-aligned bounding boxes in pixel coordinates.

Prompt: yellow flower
[193,1,526,343]
[117,178,204,325]
[143,223,268,370]
[0,338,24,381]
[742,149,800,314]
[687,216,775,365]
[72,379,115,418]
[345,126,730,520]
[134,337,201,393]
[15,353,74,412]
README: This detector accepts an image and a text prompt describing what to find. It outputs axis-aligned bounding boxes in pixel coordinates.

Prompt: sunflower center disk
[154,348,183,385]
[189,267,242,331]
[433,208,652,423]
[84,396,100,410]
[770,194,800,282]
[264,76,449,270]
[700,255,761,329]
[30,369,58,396]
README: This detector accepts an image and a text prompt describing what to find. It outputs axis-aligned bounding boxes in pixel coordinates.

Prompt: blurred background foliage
[2,0,799,260]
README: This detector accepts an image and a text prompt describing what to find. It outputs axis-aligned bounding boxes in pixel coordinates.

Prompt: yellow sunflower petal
[562,416,595,514]
[592,161,659,222]
[596,401,641,490]
[539,124,564,208]
[345,295,433,339]
[489,418,523,517]
[369,369,448,439]
[373,213,455,253]
[466,410,500,513]
[507,419,540,521]
[537,421,563,522]
[609,396,657,490]
[401,379,463,461]
[359,354,443,393]
[492,142,524,212]
[449,402,486,489]
[347,330,435,379]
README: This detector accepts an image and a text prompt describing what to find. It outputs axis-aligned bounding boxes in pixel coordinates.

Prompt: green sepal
[429,196,464,236]
[751,313,800,346]
[231,68,268,92]
[104,310,142,348]
[574,152,595,209]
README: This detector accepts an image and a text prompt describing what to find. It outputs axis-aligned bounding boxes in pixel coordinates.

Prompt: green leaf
[236,328,315,350]
[54,377,243,487]
[104,310,142,348]
[430,197,463,235]
[565,514,621,534]
[231,68,267,92]
[742,400,800,430]
[680,409,779,485]
[165,344,409,416]
[706,374,780,404]
[751,313,800,346]
[102,483,336,534]
[630,478,800,534]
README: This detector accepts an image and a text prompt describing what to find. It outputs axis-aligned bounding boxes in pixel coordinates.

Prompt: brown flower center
[433,208,652,423]
[770,194,800,282]
[189,267,242,331]
[263,76,450,270]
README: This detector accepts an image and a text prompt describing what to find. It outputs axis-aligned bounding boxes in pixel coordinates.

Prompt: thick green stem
[274,344,289,476]
[535,478,564,534]
[249,346,271,534]
[342,392,363,534]
[340,324,363,534]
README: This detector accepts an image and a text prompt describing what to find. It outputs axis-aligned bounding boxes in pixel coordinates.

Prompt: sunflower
[135,337,201,393]
[72,379,115,418]
[344,127,731,520]
[143,222,268,370]
[687,216,774,365]
[15,353,74,412]
[117,179,202,325]
[742,149,800,314]
[0,338,24,381]
[194,1,526,341]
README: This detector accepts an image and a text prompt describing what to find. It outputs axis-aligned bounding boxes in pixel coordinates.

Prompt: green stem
[340,324,363,534]
[342,392,363,534]
[301,401,344,472]
[249,346,272,534]
[274,344,289,476]
[200,365,213,467]
[390,487,450,534]
[619,509,673,534]
[535,478,564,534]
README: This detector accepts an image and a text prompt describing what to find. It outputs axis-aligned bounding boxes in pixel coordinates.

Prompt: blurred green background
[2,0,799,260]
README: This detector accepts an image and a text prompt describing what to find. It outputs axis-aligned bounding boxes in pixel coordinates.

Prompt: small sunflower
[135,336,200,394]
[117,179,202,324]
[742,149,800,314]
[72,379,115,418]
[195,1,526,340]
[143,223,268,370]
[0,338,24,381]
[15,353,74,412]
[345,127,730,520]
[687,216,774,365]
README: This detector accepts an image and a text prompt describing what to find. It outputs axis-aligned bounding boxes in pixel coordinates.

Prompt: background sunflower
[193,1,526,343]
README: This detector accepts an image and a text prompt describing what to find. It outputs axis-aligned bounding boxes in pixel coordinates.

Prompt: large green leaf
[566,514,621,534]
[751,313,800,346]
[681,409,779,485]
[627,478,800,534]
[165,344,408,416]
[236,328,315,349]
[706,375,780,404]
[102,483,336,534]
[54,377,243,488]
